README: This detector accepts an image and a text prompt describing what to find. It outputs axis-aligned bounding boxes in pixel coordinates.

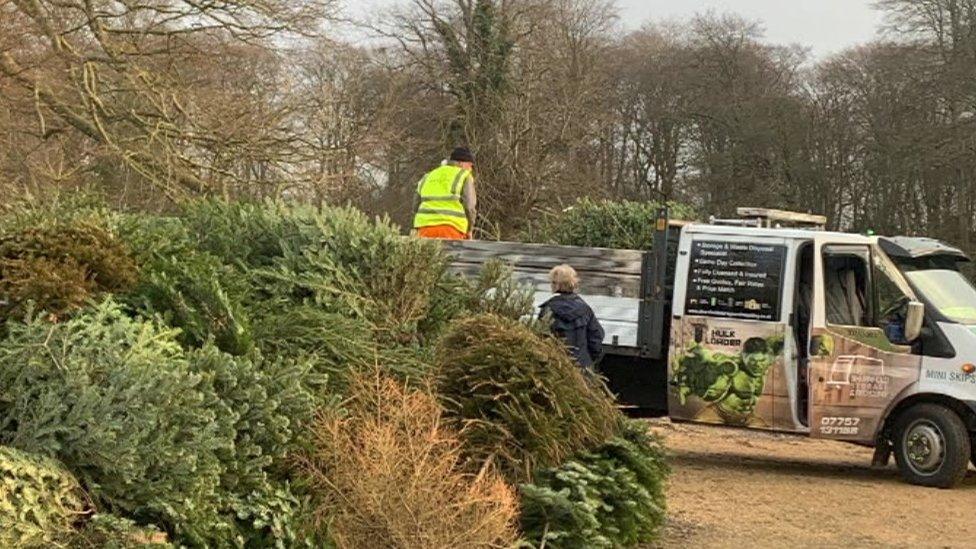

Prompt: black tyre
[893,404,971,488]
[971,436,976,470]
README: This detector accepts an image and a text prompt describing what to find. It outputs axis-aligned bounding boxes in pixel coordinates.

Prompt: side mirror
[905,301,925,342]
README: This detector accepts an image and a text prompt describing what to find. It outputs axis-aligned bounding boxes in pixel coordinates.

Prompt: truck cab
[669,210,976,487]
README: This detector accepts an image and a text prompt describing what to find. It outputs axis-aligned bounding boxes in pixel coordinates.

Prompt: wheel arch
[879,393,976,442]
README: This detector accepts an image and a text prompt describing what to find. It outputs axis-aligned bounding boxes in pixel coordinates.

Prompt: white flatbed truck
[445,207,976,488]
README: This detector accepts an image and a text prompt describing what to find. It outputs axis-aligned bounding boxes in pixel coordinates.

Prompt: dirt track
[647,419,976,548]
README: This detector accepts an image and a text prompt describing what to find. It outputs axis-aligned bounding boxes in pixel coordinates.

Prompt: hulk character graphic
[810,334,835,358]
[672,334,785,426]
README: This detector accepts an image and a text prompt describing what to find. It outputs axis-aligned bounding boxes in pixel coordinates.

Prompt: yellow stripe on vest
[414,165,471,233]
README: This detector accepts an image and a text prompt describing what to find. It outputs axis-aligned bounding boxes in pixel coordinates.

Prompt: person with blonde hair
[539,264,605,369]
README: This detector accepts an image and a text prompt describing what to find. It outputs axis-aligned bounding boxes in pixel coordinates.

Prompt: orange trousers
[416,225,469,240]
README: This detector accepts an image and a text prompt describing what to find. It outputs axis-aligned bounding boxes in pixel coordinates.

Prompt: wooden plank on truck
[736,208,827,227]
[448,263,641,298]
[441,240,644,274]
[442,239,649,350]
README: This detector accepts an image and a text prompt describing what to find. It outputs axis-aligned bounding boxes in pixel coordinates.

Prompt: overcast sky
[351,0,886,59]
[616,0,884,57]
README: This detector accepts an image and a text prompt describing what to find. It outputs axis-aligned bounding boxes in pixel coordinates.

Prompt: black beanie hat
[449,146,475,163]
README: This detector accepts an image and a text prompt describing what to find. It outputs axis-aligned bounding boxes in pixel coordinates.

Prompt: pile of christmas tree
[519,197,697,250]
[0,195,668,548]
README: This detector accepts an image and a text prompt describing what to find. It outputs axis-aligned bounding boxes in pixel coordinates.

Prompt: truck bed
[440,208,677,413]
[442,237,675,358]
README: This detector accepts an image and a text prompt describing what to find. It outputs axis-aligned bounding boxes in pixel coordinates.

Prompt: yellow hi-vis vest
[413,165,472,233]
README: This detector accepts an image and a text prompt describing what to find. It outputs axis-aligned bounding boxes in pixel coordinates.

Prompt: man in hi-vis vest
[413,147,477,240]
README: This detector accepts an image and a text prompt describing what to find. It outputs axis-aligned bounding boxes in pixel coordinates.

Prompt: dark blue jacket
[539,292,605,368]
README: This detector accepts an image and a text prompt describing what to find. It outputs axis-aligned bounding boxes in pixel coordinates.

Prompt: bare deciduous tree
[0,0,335,202]
[1,0,974,256]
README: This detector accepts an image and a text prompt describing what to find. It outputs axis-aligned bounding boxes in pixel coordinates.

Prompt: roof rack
[710,208,827,230]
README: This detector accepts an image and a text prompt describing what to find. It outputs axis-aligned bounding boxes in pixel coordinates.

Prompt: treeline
[1,1,974,247]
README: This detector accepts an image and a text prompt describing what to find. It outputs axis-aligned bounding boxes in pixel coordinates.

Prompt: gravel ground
[647,419,976,548]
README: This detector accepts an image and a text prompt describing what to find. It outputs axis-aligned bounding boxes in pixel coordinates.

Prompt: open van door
[808,237,922,443]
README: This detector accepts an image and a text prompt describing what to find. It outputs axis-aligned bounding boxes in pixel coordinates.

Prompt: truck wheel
[893,404,970,488]
[971,435,976,470]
